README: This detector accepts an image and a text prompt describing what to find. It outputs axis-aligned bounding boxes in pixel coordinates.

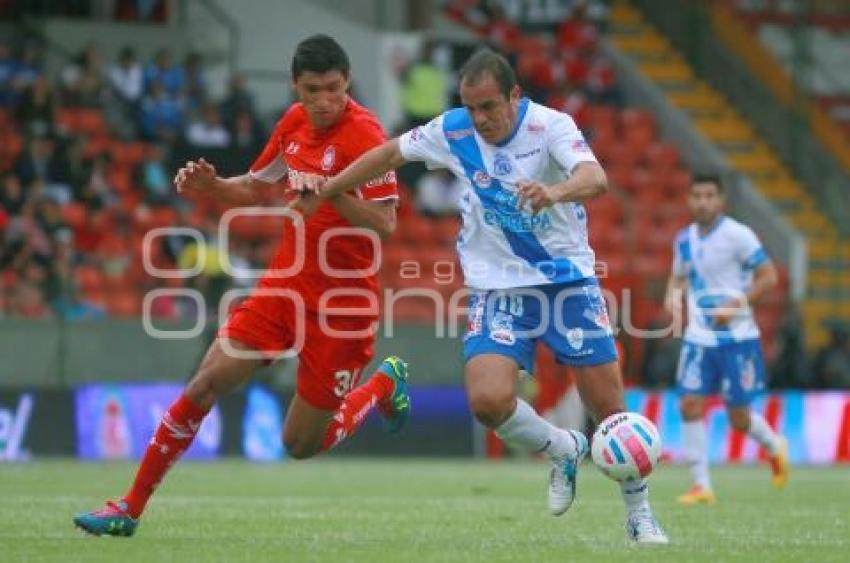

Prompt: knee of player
[468,392,514,428]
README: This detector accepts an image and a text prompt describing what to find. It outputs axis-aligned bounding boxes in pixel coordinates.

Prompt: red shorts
[218,290,376,411]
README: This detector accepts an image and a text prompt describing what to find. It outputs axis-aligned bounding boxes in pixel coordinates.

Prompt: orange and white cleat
[677,485,717,505]
[769,436,790,489]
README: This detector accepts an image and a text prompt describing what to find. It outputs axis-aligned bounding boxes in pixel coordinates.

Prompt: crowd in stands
[0,37,268,326]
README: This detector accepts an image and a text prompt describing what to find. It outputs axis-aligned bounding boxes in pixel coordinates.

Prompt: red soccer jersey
[248,98,397,315]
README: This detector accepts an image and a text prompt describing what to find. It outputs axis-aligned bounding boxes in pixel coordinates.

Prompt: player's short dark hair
[291,34,350,79]
[691,172,725,195]
[459,48,516,99]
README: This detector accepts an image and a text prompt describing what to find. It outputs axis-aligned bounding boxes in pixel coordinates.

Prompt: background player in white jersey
[664,174,790,505]
[299,49,668,544]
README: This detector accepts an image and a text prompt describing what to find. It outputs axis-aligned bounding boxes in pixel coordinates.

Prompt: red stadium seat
[645,142,681,172]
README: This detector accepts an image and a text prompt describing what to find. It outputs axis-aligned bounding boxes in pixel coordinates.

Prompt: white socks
[620,479,650,512]
[496,399,655,515]
[747,412,780,456]
[494,399,577,462]
[682,419,712,490]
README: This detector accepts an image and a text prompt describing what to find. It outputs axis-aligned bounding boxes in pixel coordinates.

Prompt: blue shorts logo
[566,327,584,350]
[490,311,516,346]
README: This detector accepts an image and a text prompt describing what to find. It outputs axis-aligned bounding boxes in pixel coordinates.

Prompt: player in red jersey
[73,35,410,537]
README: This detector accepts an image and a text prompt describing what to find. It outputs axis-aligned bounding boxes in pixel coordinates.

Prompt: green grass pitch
[1,459,847,562]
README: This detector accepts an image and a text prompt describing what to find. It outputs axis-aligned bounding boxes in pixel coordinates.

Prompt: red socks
[121,374,393,518]
[122,394,209,518]
[321,372,393,451]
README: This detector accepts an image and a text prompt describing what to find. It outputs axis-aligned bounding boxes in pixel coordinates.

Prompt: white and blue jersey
[399,98,617,368]
[673,216,769,347]
[399,98,598,290]
[673,216,771,404]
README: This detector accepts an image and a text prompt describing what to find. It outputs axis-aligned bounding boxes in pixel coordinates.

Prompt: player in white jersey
[664,174,790,505]
[300,49,667,544]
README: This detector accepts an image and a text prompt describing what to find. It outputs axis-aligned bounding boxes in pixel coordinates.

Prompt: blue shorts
[675,339,767,406]
[463,278,618,371]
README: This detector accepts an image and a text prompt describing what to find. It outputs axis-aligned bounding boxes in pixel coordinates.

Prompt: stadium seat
[110,143,149,165]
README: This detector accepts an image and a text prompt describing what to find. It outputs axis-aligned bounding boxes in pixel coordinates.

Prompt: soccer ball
[591,412,662,482]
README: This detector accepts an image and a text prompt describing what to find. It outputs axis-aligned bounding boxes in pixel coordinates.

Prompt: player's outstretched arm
[319,139,407,201]
[174,158,272,205]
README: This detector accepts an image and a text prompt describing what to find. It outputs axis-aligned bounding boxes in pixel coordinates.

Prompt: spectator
[11,43,43,100]
[226,109,263,174]
[15,74,56,133]
[415,168,464,217]
[0,42,15,107]
[546,80,590,130]
[139,80,184,141]
[584,41,621,105]
[220,73,256,125]
[75,153,115,209]
[1,173,27,215]
[60,43,106,106]
[108,46,144,103]
[14,134,72,203]
[185,103,230,148]
[144,48,184,96]
[183,52,207,109]
[137,144,173,205]
[556,2,599,51]
[401,41,450,129]
[812,322,850,389]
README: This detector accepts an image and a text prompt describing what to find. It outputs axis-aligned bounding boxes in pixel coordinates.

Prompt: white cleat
[625,508,669,544]
[549,430,589,516]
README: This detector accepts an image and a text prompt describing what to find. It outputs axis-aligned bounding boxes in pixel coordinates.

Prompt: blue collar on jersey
[494,97,530,148]
[697,214,725,239]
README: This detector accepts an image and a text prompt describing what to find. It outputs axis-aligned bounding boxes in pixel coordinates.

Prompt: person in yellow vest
[401,41,449,130]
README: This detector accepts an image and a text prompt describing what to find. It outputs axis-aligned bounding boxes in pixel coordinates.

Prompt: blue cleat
[376,356,410,434]
[73,500,138,537]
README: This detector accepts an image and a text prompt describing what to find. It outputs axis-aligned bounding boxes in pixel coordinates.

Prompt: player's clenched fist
[174,158,217,194]
[516,180,558,214]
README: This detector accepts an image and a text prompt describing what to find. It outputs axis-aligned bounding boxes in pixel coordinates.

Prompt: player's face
[460,74,521,145]
[688,181,725,225]
[293,70,350,130]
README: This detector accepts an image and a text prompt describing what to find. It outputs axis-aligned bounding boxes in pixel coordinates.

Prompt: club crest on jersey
[473,170,492,189]
[285,141,300,154]
[321,145,336,171]
[493,152,512,176]
[566,327,584,350]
